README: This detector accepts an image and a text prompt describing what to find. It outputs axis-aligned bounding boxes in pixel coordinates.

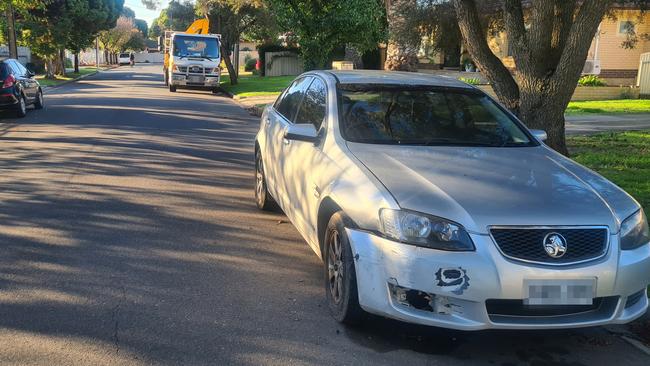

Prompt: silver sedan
[254,70,650,330]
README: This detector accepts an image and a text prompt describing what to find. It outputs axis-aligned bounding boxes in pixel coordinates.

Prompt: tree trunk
[74,53,79,73]
[451,0,611,154]
[344,44,364,69]
[222,45,237,85]
[59,49,67,76]
[45,59,56,79]
[519,80,570,155]
[384,0,419,71]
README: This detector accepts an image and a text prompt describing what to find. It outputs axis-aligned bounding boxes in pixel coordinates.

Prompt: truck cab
[164,31,221,93]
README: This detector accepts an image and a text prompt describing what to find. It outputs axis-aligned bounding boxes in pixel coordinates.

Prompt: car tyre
[255,148,278,211]
[211,88,219,94]
[16,94,27,118]
[169,84,177,92]
[34,89,44,110]
[324,212,364,325]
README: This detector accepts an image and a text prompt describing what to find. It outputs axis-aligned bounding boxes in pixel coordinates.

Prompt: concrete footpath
[566,113,650,135]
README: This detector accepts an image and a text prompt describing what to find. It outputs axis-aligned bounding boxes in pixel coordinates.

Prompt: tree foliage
[11,0,123,76]
[196,0,276,84]
[151,0,197,33]
[99,15,144,54]
[268,0,385,70]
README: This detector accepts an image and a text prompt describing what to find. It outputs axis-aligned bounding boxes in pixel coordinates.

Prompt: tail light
[2,74,16,88]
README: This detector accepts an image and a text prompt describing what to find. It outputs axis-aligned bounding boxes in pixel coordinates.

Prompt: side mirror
[530,129,547,142]
[284,123,319,143]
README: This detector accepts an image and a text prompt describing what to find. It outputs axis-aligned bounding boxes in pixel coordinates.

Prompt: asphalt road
[0,65,648,366]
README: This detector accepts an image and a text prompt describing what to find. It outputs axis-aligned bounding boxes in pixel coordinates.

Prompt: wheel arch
[317,197,358,259]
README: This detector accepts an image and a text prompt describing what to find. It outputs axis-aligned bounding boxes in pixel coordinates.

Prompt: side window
[275,77,312,122]
[294,78,327,129]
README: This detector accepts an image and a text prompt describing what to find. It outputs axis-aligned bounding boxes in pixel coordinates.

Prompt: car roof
[317,70,474,89]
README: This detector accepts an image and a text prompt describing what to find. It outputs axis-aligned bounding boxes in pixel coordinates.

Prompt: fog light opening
[388,282,453,315]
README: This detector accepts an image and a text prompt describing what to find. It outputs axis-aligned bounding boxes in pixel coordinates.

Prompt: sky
[124,0,171,27]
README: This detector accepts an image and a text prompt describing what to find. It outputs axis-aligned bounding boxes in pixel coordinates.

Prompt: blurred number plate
[188,75,204,83]
[524,279,595,305]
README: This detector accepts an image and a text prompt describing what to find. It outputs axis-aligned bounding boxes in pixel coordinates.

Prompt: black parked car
[0,58,43,118]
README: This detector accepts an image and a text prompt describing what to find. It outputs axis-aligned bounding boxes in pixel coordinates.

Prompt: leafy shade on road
[566,99,650,115]
[568,130,650,209]
[36,67,97,87]
[221,75,293,98]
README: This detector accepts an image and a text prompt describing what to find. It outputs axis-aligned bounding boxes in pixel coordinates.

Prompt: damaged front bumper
[346,228,650,330]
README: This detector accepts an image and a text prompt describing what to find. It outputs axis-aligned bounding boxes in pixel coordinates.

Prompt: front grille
[490,227,608,264]
[176,66,206,73]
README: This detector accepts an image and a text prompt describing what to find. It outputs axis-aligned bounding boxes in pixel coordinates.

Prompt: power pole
[6,2,19,60]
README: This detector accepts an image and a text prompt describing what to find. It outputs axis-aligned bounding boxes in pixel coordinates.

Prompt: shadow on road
[0,67,646,365]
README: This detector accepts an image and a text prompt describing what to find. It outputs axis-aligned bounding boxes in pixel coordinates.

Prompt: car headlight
[620,209,650,250]
[379,209,475,251]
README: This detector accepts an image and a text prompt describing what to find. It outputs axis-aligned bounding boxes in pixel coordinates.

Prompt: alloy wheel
[255,153,265,206]
[327,230,344,304]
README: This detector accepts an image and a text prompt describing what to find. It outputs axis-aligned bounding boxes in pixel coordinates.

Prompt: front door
[281,77,330,245]
[265,76,312,212]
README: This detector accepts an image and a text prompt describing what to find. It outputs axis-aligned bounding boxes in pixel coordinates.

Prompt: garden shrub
[578,75,607,87]
[245,58,257,72]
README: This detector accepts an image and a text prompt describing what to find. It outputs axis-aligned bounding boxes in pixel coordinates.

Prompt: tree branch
[551,0,613,96]
[502,0,531,71]
[452,0,520,111]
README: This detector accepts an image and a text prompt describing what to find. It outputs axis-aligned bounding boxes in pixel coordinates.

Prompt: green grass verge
[36,67,97,87]
[567,130,650,210]
[566,99,650,115]
[568,130,650,298]
[220,75,293,98]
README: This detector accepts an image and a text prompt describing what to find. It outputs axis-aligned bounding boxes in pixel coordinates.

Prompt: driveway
[0,64,648,365]
[566,113,650,135]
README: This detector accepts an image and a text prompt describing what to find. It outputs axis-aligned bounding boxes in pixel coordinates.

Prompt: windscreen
[338,85,533,147]
[120,53,130,58]
[173,35,220,59]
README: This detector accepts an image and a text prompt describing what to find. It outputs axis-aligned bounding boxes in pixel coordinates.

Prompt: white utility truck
[163,19,221,93]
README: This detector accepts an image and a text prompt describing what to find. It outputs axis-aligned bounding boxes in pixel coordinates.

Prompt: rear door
[265,76,312,212]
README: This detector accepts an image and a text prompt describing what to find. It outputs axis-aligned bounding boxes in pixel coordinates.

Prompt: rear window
[338,84,534,147]
[120,53,130,58]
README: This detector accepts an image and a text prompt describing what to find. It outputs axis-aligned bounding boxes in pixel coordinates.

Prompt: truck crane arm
[184,18,209,34]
